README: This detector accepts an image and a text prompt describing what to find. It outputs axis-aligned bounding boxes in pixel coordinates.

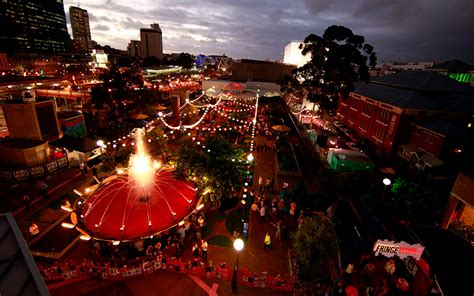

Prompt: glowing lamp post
[232,238,245,293]
[381,178,391,201]
[247,153,254,162]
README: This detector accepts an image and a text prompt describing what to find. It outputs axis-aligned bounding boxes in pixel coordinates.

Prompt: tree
[175,52,195,71]
[175,136,245,201]
[293,215,337,281]
[389,177,440,223]
[284,25,376,110]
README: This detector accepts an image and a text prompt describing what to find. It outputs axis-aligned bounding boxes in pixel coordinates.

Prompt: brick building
[336,71,474,155]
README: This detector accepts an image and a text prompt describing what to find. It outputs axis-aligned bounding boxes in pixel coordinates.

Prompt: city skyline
[63,0,474,63]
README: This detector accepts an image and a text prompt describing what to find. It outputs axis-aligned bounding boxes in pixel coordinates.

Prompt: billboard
[59,114,86,138]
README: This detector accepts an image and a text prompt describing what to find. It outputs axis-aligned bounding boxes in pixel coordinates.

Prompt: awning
[49,136,100,153]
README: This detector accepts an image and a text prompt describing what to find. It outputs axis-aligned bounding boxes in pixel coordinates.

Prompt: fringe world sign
[373,240,424,260]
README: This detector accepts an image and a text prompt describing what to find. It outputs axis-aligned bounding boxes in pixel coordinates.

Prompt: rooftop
[0,138,47,149]
[355,71,474,112]
[430,59,474,73]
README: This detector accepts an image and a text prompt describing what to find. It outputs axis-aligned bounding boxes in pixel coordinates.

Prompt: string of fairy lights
[100,89,259,160]
[65,89,261,243]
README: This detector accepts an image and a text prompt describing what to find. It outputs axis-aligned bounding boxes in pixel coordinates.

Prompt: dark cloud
[64,0,474,63]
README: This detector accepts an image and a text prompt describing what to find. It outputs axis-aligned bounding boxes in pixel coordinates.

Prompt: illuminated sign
[373,239,424,260]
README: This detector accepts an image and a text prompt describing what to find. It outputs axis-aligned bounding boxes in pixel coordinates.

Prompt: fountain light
[61,222,75,229]
[129,129,154,189]
[73,189,83,197]
[61,205,73,212]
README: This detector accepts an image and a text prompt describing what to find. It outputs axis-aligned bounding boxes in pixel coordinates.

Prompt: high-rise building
[69,6,93,53]
[127,40,141,58]
[140,24,163,59]
[0,0,70,55]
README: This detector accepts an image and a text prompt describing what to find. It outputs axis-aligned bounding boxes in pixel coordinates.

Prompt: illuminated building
[69,6,93,53]
[283,42,311,67]
[0,0,70,54]
[336,71,474,174]
[140,24,163,59]
[91,49,108,68]
[430,59,474,85]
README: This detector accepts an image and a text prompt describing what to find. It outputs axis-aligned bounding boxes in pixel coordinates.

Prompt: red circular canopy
[82,170,197,240]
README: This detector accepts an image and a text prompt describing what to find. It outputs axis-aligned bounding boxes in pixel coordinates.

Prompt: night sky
[64,0,474,63]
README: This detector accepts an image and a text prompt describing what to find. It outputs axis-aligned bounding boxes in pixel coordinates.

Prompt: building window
[363,102,373,115]
[360,119,368,131]
[352,98,360,109]
[425,133,434,144]
[375,126,384,140]
[378,108,390,123]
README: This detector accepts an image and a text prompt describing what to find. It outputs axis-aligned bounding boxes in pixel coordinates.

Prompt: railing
[0,155,69,182]
[42,255,296,292]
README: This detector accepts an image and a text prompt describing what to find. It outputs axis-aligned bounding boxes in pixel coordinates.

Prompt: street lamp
[247,153,254,162]
[232,238,244,293]
[381,178,391,201]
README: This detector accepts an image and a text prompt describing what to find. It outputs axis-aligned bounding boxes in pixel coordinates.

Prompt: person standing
[91,165,98,179]
[80,162,88,177]
[201,239,208,260]
[258,176,264,194]
[35,180,49,199]
[22,194,31,213]
[263,233,272,250]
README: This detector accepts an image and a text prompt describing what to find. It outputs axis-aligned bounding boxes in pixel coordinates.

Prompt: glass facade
[0,0,70,54]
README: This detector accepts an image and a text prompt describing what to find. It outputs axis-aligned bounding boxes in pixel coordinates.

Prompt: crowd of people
[88,211,208,265]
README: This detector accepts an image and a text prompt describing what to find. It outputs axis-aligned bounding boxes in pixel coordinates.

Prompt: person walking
[271,220,282,245]
[263,233,272,250]
[259,204,266,222]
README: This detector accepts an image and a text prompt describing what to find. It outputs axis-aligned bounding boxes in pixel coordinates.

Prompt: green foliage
[293,216,337,281]
[175,136,245,200]
[283,25,377,109]
[389,177,440,223]
[175,52,195,70]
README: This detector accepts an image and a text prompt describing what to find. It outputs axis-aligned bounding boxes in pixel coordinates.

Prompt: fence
[42,255,296,292]
[0,155,68,182]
